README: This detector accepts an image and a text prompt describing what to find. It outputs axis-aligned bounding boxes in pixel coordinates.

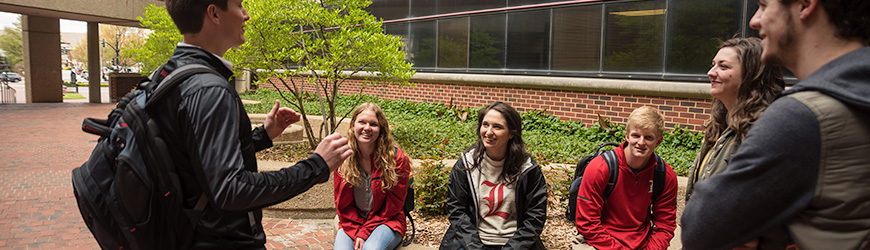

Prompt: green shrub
[241,88,702,174]
[414,160,451,216]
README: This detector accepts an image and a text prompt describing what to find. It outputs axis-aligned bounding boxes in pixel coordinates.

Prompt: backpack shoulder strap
[146,64,221,107]
[601,149,619,202]
[651,153,666,201]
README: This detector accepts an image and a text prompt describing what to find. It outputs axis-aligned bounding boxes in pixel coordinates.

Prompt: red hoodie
[575,142,677,250]
[334,148,411,240]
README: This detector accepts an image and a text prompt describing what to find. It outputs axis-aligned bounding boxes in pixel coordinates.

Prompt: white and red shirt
[473,154,518,245]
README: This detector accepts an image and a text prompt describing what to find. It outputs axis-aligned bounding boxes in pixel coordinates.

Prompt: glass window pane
[411,0,437,17]
[507,10,550,70]
[438,17,469,68]
[368,0,409,21]
[409,21,437,67]
[665,0,741,74]
[603,0,665,72]
[509,0,561,7]
[438,0,503,14]
[384,23,410,62]
[552,5,602,71]
[745,0,760,38]
[470,14,506,69]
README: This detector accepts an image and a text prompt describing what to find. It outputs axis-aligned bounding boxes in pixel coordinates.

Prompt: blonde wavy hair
[339,103,399,191]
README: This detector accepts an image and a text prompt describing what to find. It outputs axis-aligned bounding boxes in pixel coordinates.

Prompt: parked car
[1,72,22,82]
[81,70,89,79]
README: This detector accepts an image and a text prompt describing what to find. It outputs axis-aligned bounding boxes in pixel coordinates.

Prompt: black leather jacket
[151,46,330,249]
[440,150,548,250]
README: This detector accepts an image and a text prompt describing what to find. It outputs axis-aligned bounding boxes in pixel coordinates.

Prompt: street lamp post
[101,32,121,71]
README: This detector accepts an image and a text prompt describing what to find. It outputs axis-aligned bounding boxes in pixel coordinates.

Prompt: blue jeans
[334,224,401,250]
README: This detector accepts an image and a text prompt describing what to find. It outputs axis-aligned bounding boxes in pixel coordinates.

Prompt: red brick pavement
[0,103,337,249]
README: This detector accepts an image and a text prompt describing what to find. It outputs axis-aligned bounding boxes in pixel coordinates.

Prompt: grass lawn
[62,93,86,99]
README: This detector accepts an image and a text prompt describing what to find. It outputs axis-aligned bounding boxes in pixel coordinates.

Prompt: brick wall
[264,76,711,131]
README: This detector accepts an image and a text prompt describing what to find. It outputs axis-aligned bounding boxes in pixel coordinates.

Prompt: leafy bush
[414,160,451,216]
[241,89,704,213]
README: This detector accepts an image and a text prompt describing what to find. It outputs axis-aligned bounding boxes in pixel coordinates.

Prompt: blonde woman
[334,103,410,250]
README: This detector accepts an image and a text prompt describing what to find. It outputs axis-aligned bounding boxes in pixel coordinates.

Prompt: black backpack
[71,64,219,250]
[565,142,666,222]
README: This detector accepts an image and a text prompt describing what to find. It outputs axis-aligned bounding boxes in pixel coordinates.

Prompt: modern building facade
[322,0,762,130]
[371,0,758,81]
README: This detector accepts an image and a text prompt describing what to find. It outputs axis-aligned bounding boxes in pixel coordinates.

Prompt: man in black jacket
[156,0,353,249]
[681,0,870,249]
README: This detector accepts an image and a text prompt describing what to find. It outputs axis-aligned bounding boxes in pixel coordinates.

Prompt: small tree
[0,17,23,70]
[126,4,182,75]
[226,0,414,149]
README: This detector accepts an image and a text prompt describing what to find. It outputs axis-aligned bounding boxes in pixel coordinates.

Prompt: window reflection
[507,10,550,70]
[604,0,666,72]
[552,5,602,71]
[470,14,506,69]
[385,23,411,62]
[368,0,409,21]
[665,0,740,74]
[409,21,437,67]
[438,18,470,68]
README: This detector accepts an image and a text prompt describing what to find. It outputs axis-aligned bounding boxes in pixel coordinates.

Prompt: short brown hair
[626,106,665,137]
[779,0,870,45]
[165,0,229,34]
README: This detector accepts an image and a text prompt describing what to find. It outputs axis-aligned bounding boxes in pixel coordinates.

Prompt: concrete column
[234,70,250,93]
[22,15,62,103]
[87,22,101,103]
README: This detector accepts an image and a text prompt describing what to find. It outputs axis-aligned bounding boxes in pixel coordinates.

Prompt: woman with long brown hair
[334,103,410,250]
[685,37,785,201]
[440,101,548,250]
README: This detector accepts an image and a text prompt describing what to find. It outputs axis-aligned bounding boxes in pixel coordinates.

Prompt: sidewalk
[0,103,435,249]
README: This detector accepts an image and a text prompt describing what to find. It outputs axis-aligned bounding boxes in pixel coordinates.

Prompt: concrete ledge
[266,69,713,99]
[249,114,351,140]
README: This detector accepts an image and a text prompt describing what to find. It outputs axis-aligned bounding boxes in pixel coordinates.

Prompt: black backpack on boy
[71,64,218,250]
[565,142,666,222]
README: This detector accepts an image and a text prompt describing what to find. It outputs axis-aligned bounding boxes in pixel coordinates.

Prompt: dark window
[438,0,504,14]
[438,17,469,68]
[409,21,437,67]
[552,5,602,71]
[509,0,561,7]
[384,23,410,61]
[368,0,409,21]
[411,0,437,17]
[665,0,741,74]
[470,14,506,69]
[745,0,760,38]
[507,10,550,70]
[603,0,666,72]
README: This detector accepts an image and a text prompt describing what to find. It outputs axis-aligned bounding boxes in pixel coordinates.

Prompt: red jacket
[575,142,677,250]
[334,148,411,240]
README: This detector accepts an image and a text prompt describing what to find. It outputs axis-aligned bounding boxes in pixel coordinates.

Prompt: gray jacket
[681,47,870,250]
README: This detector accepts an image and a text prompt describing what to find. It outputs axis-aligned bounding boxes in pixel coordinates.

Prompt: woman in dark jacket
[440,101,548,250]
[334,103,410,250]
[685,37,785,201]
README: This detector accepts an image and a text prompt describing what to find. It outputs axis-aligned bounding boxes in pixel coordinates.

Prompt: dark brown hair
[779,0,870,45]
[466,101,529,184]
[704,37,785,144]
[165,0,229,34]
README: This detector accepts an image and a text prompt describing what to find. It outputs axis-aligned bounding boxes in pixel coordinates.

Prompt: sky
[1,11,88,33]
